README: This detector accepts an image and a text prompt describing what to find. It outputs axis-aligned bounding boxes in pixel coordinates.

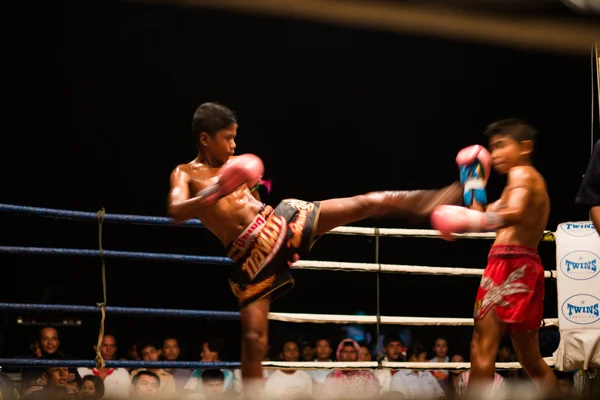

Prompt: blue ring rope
[0,303,240,320]
[0,203,203,227]
[0,358,240,369]
[0,246,233,265]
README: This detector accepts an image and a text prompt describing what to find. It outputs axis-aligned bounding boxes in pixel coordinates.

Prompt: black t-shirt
[575,139,600,207]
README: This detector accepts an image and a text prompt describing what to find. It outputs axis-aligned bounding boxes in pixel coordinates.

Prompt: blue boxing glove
[456,145,492,206]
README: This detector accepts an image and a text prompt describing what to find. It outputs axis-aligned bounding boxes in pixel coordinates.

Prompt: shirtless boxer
[167,102,463,397]
[431,119,559,396]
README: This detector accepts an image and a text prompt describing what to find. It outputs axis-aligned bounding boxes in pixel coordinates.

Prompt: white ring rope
[267,312,559,328]
[262,358,555,370]
[292,260,557,279]
[327,227,555,241]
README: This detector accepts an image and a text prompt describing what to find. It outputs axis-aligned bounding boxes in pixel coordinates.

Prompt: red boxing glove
[431,205,504,241]
[196,154,264,206]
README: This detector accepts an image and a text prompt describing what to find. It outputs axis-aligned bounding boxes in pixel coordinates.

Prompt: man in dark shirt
[575,139,600,236]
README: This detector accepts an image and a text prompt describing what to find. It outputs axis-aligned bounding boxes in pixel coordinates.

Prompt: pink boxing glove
[431,205,504,241]
[456,145,492,206]
[196,154,264,206]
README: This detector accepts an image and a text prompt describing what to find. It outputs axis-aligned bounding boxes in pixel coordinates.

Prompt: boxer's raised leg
[316,182,462,236]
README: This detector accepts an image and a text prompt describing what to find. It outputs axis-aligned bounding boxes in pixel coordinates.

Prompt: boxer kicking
[431,119,559,396]
[167,102,463,397]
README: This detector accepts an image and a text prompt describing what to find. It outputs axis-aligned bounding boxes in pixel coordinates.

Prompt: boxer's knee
[242,327,268,360]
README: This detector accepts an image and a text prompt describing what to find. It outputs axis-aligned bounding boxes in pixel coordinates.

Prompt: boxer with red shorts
[431,119,559,396]
[167,102,463,399]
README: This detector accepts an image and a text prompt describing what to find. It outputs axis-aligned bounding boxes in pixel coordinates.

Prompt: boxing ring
[0,202,567,377]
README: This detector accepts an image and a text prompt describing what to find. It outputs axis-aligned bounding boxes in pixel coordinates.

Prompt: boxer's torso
[491,165,549,248]
[179,158,263,247]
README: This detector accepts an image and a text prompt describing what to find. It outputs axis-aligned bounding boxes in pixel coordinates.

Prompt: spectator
[307,337,333,384]
[162,337,192,392]
[21,327,78,395]
[0,370,16,400]
[323,339,379,399]
[429,338,450,390]
[22,367,78,400]
[131,339,177,397]
[390,344,445,399]
[496,343,520,380]
[264,340,313,398]
[131,370,161,400]
[448,354,464,395]
[192,369,239,400]
[455,369,503,398]
[78,334,131,399]
[185,339,234,394]
[300,341,315,362]
[81,375,105,400]
[375,334,405,393]
[357,341,372,361]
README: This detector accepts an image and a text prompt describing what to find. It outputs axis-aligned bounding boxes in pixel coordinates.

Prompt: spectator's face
[339,344,358,362]
[410,352,427,362]
[203,378,224,398]
[451,354,464,375]
[201,342,220,362]
[385,340,403,361]
[434,338,448,358]
[315,340,332,361]
[32,341,42,358]
[140,345,160,362]
[40,327,60,354]
[301,344,315,361]
[359,346,371,361]
[133,375,160,398]
[44,367,68,387]
[498,347,512,361]
[129,344,140,360]
[163,339,181,361]
[281,342,300,362]
[100,335,118,360]
[81,380,97,397]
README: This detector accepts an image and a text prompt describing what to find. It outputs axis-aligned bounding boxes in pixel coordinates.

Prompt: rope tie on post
[374,227,383,369]
[95,208,108,369]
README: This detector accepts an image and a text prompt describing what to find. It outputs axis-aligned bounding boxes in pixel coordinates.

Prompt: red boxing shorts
[474,245,545,332]
[227,199,322,309]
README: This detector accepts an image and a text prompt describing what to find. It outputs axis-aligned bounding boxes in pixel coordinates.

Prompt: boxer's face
[489,134,533,174]
[488,134,521,174]
[202,124,237,164]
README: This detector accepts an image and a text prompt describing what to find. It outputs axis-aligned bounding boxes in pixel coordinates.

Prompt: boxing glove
[431,205,504,241]
[196,154,264,206]
[456,145,492,206]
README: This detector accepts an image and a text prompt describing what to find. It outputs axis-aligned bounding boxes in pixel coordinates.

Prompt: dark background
[0,0,598,363]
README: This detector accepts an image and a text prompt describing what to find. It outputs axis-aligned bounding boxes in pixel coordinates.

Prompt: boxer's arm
[167,166,208,224]
[487,168,535,228]
[485,200,501,212]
